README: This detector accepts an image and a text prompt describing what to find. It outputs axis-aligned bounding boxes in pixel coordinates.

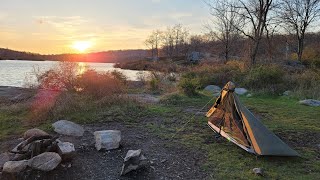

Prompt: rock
[121,149,148,175]
[283,90,292,96]
[57,142,76,161]
[94,130,121,151]
[29,152,61,171]
[23,128,49,140]
[204,85,221,94]
[2,160,29,173]
[52,120,84,136]
[235,88,248,95]
[299,99,320,107]
[0,153,15,170]
[246,93,253,98]
[252,167,264,176]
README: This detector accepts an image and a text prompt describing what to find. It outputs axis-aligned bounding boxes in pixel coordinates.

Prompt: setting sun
[72,41,92,52]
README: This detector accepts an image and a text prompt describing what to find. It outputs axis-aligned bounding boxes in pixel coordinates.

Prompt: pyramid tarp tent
[206,82,299,156]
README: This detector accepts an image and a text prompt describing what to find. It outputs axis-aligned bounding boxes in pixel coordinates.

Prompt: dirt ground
[0,121,208,180]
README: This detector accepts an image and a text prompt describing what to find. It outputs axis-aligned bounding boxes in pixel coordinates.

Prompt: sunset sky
[0,0,210,54]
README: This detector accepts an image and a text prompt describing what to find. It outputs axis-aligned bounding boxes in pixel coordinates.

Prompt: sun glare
[72,41,92,52]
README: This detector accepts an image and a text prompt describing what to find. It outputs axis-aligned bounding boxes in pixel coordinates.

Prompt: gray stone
[57,142,76,161]
[283,90,292,96]
[204,85,221,94]
[52,120,84,136]
[0,153,15,170]
[235,88,248,95]
[121,149,148,175]
[246,93,253,98]
[23,128,49,140]
[2,160,29,173]
[252,167,264,176]
[29,152,61,171]
[299,99,320,107]
[94,130,121,151]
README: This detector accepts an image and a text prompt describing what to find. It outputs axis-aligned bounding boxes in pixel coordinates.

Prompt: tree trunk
[225,42,229,64]
[151,45,154,58]
[297,37,304,62]
[250,40,260,66]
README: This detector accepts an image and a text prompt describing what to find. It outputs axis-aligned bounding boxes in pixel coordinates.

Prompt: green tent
[206,81,299,156]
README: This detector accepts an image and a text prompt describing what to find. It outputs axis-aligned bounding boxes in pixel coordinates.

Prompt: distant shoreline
[0,59,115,63]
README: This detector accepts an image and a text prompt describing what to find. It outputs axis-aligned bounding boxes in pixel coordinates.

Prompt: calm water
[0,60,147,87]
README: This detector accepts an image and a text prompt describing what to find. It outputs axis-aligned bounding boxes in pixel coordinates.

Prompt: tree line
[145,0,320,66]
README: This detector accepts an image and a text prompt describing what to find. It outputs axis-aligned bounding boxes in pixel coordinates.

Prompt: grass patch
[146,92,320,179]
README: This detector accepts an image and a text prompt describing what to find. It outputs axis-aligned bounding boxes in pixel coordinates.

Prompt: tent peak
[223,81,236,91]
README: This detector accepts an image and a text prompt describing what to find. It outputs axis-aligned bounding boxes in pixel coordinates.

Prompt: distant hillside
[0,48,149,63]
[0,48,44,61]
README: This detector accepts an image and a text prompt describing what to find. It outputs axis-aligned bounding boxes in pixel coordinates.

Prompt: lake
[0,60,147,87]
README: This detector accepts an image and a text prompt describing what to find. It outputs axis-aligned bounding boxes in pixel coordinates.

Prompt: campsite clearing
[0,89,319,179]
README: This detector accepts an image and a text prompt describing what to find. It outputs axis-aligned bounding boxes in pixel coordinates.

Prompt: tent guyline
[171,96,216,139]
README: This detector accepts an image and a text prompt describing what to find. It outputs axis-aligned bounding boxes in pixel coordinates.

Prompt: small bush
[287,69,320,99]
[36,62,78,91]
[243,65,285,94]
[178,72,200,96]
[76,69,126,98]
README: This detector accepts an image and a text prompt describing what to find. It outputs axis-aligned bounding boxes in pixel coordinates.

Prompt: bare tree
[206,0,243,63]
[161,27,174,58]
[218,0,274,65]
[145,30,162,59]
[189,35,206,52]
[278,0,320,61]
[161,24,189,58]
[173,24,189,57]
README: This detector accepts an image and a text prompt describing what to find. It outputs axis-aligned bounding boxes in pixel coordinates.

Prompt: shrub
[35,62,127,98]
[76,69,126,98]
[144,71,178,94]
[287,69,320,99]
[178,72,200,96]
[243,65,285,94]
[177,62,245,91]
[36,62,78,91]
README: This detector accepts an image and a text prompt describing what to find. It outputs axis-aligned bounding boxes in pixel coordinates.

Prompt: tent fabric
[207,81,299,156]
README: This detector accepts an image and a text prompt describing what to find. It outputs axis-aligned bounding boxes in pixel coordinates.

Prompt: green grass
[0,103,29,139]
[146,93,320,179]
[240,95,320,131]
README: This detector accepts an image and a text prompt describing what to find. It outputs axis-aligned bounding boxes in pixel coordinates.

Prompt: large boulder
[2,160,29,173]
[204,85,221,96]
[299,99,320,107]
[52,120,84,137]
[235,88,248,95]
[94,130,121,151]
[23,128,49,140]
[29,152,61,171]
[121,149,148,175]
[57,141,76,161]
